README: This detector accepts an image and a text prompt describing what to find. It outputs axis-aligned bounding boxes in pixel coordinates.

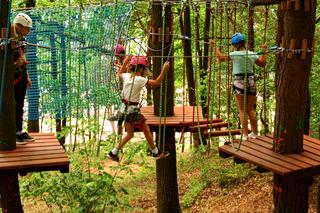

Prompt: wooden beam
[251,0,280,6]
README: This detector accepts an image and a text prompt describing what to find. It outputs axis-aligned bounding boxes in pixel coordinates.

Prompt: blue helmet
[231,33,246,45]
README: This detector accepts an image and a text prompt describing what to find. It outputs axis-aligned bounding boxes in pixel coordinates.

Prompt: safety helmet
[114,44,125,55]
[231,32,245,45]
[130,56,147,67]
[14,13,33,28]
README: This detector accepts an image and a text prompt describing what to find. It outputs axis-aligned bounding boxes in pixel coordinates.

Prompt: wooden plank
[15,145,63,150]
[204,129,241,138]
[0,149,66,158]
[219,134,320,177]
[241,140,312,168]
[257,136,320,165]
[16,141,60,147]
[0,133,69,173]
[218,145,291,175]
[189,122,230,132]
[0,154,68,163]
[0,157,70,171]
[228,143,302,170]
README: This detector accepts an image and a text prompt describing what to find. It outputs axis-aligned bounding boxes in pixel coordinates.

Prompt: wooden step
[203,129,241,138]
[189,122,231,132]
[180,118,223,126]
[218,134,320,178]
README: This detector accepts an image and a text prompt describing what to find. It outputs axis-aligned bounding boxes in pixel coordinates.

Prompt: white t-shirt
[121,73,148,103]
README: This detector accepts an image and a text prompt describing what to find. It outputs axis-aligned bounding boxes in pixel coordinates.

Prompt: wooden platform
[219,134,320,179]
[0,133,69,174]
[141,106,205,131]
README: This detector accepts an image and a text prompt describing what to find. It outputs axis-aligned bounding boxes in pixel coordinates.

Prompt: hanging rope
[262,5,269,134]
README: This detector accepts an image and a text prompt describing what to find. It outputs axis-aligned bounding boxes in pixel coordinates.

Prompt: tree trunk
[151,2,180,212]
[273,1,316,212]
[156,127,180,212]
[0,1,23,212]
[0,173,23,213]
[182,4,196,106]
[273,4,315,154]
[0,1,16,151]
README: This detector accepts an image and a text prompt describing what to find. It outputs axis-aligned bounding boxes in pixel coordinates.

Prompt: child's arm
[255,43,267,67]
[210,39,230,62]
[216,48,230,62]
[118,56,131,75]
[148,61,170,87]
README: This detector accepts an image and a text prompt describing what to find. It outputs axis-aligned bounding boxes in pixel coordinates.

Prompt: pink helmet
[114,44,125,54]
[130,56,147,67]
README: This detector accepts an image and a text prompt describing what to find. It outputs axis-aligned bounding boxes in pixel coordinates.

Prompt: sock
[16,131,22,135]
[111,148,118,155]
[151,147,158,155]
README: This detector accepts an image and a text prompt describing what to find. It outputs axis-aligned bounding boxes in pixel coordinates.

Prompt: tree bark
[182,4,196,106]
[0,1,23,212]
[273,1,316,212]
[0,0,16,151]
[273,4,315,154]
[151,2,180,212]
[0,173,23,213]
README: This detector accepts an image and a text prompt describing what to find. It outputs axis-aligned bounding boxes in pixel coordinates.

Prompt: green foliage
[214,162,253,187]
[181,178,208,208]
[20,151,131,212]
[179,150,253,210]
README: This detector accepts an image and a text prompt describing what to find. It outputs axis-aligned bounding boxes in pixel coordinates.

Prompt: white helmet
[14,13,32,28]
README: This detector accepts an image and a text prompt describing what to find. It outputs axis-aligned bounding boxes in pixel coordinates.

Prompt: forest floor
[104,148,319,213]
[23,138,319,213]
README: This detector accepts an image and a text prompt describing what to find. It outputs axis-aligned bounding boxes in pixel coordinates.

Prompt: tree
[273,1,316,212]
[151,1,181,212]
[0,1,23,212]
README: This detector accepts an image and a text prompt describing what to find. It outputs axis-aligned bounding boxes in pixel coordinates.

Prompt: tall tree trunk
[273,1,316,212]
[182,4,196,106]
[151,2,180,212]
[0,1,23,212]
[200,1,211,118]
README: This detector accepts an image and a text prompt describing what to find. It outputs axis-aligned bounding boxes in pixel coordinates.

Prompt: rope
[262,5,269,134]
[72,0,84,152]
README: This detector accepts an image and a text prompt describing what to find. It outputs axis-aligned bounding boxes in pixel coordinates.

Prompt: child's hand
[261,43,267,52]
[123,55,132,64]
[27,77,32,88]
[163,61,170,71]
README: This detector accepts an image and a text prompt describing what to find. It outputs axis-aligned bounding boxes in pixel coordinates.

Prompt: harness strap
[121,98,139,106]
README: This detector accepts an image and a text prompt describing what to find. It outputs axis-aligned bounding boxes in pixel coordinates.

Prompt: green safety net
[12,3,133,128]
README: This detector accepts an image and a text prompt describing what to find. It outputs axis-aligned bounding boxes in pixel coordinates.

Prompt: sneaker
[242,135,248,141]
[249,133,258,139]
[20,132,35,142]
[16,134,27,145]
[108,151,119,162]
[153,151,169,160]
